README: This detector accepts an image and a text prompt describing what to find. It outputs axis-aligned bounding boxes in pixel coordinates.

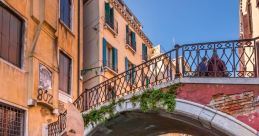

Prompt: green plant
[82,84,179,127]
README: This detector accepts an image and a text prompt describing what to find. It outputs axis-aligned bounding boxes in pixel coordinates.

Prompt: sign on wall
[38,64,53,105]
[39,64,52,90]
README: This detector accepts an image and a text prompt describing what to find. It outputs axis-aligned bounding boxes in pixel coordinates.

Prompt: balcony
[104,60,118,74]
[126,40,136,53]
[104,19,118,36]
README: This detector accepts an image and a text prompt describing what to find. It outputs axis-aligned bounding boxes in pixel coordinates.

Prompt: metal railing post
[175,44,180,78]
[255,39,259,77]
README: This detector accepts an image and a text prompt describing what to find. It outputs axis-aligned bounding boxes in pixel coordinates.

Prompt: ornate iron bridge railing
[48,111,67,136]
[74,37,259,112]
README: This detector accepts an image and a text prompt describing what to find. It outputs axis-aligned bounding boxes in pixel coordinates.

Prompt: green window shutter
[125,57,129,81]
[142,44,145,60]
[103,38,107,66]
[131,32,136,50]
[126,25,129,44]
[132,64,136,84]
[112,48,117,71]
[105,2,110,23]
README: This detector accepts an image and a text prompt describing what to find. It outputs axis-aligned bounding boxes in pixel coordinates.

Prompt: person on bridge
[207,51,227,77]
[196,57,208,77]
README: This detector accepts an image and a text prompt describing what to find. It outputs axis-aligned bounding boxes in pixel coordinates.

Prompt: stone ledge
[179,77,259,85]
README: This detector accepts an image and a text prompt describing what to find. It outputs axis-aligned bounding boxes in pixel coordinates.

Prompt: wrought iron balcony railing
[74,37,259,112]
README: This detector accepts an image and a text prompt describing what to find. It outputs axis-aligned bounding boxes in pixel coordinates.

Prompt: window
[126,25,136,51]
[0,3,23,68]
[257,0,259,7]
[142,44,148,61]
[60,0,72,28]
[105,2,114,29]
[59,51,72,94]
[103,38,118,72]
[0,102,25,136]
[125,57,136,84]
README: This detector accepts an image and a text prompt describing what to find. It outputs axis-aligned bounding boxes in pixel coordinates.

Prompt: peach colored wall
[0,0,83,135]
[240,0,259,38]
[83,0,153,89]
[240,0,259,74]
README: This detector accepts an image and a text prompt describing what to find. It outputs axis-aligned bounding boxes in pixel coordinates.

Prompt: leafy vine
[82,84,180,127]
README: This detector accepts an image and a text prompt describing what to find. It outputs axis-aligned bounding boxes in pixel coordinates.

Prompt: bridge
[49,37,259,136]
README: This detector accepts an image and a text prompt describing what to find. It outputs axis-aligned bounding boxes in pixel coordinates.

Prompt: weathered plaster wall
[176,83,259,131]
[83,0,153,89]
[0,0,83,135]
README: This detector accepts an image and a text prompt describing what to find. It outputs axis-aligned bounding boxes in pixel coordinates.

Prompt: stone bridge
[48,38,259,136]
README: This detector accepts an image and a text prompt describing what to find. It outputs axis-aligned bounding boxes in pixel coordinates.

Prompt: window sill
[59,19,75,37]
[58,91,73,103]
[125,44,136,54]
[104,23,118,37]
[0,58,25,73]
[104,66,118,75]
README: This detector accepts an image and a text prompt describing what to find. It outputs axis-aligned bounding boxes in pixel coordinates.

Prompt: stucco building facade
[0,0,83,135]
[239,0,259,76]
[83,0,153,89]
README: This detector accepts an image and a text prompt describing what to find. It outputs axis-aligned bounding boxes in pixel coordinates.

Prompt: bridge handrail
[74,37,259,112]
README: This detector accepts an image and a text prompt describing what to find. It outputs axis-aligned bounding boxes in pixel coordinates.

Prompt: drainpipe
[77,0,81,97]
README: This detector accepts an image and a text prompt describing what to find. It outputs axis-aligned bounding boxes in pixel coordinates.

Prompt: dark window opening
[60,0,72,28]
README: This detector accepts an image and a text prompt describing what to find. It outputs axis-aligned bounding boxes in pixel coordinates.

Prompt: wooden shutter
[0,4,22,67]
[142,44,147,61]
[131,32,136,50]
[103,38,107,66]
[131,64,136,84]
[112,48,117,71]
[1,8,10,61]
[59,52,71,94]
[125,57,129,80]
[105,2,110,23]
[126,25,129,44]
[257,0,259,7]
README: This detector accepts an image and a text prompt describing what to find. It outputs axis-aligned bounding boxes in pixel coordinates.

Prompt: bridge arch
[84,99,259,136]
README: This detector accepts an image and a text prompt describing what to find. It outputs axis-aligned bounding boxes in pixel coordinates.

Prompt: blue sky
[124,0,240,52]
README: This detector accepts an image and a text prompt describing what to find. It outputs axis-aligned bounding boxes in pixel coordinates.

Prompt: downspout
[77,0,81,97]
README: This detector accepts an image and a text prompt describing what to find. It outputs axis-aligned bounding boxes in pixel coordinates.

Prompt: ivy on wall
[82,84,180,127]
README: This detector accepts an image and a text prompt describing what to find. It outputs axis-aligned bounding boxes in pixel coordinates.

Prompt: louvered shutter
[0,4,22,67]
[125,57,129,81]
[132,64,136,84]
[126,25,129,44]
[131,32,136,51]
[112,48,118,72]
[103,38,107,66]
[105,2,110,23]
